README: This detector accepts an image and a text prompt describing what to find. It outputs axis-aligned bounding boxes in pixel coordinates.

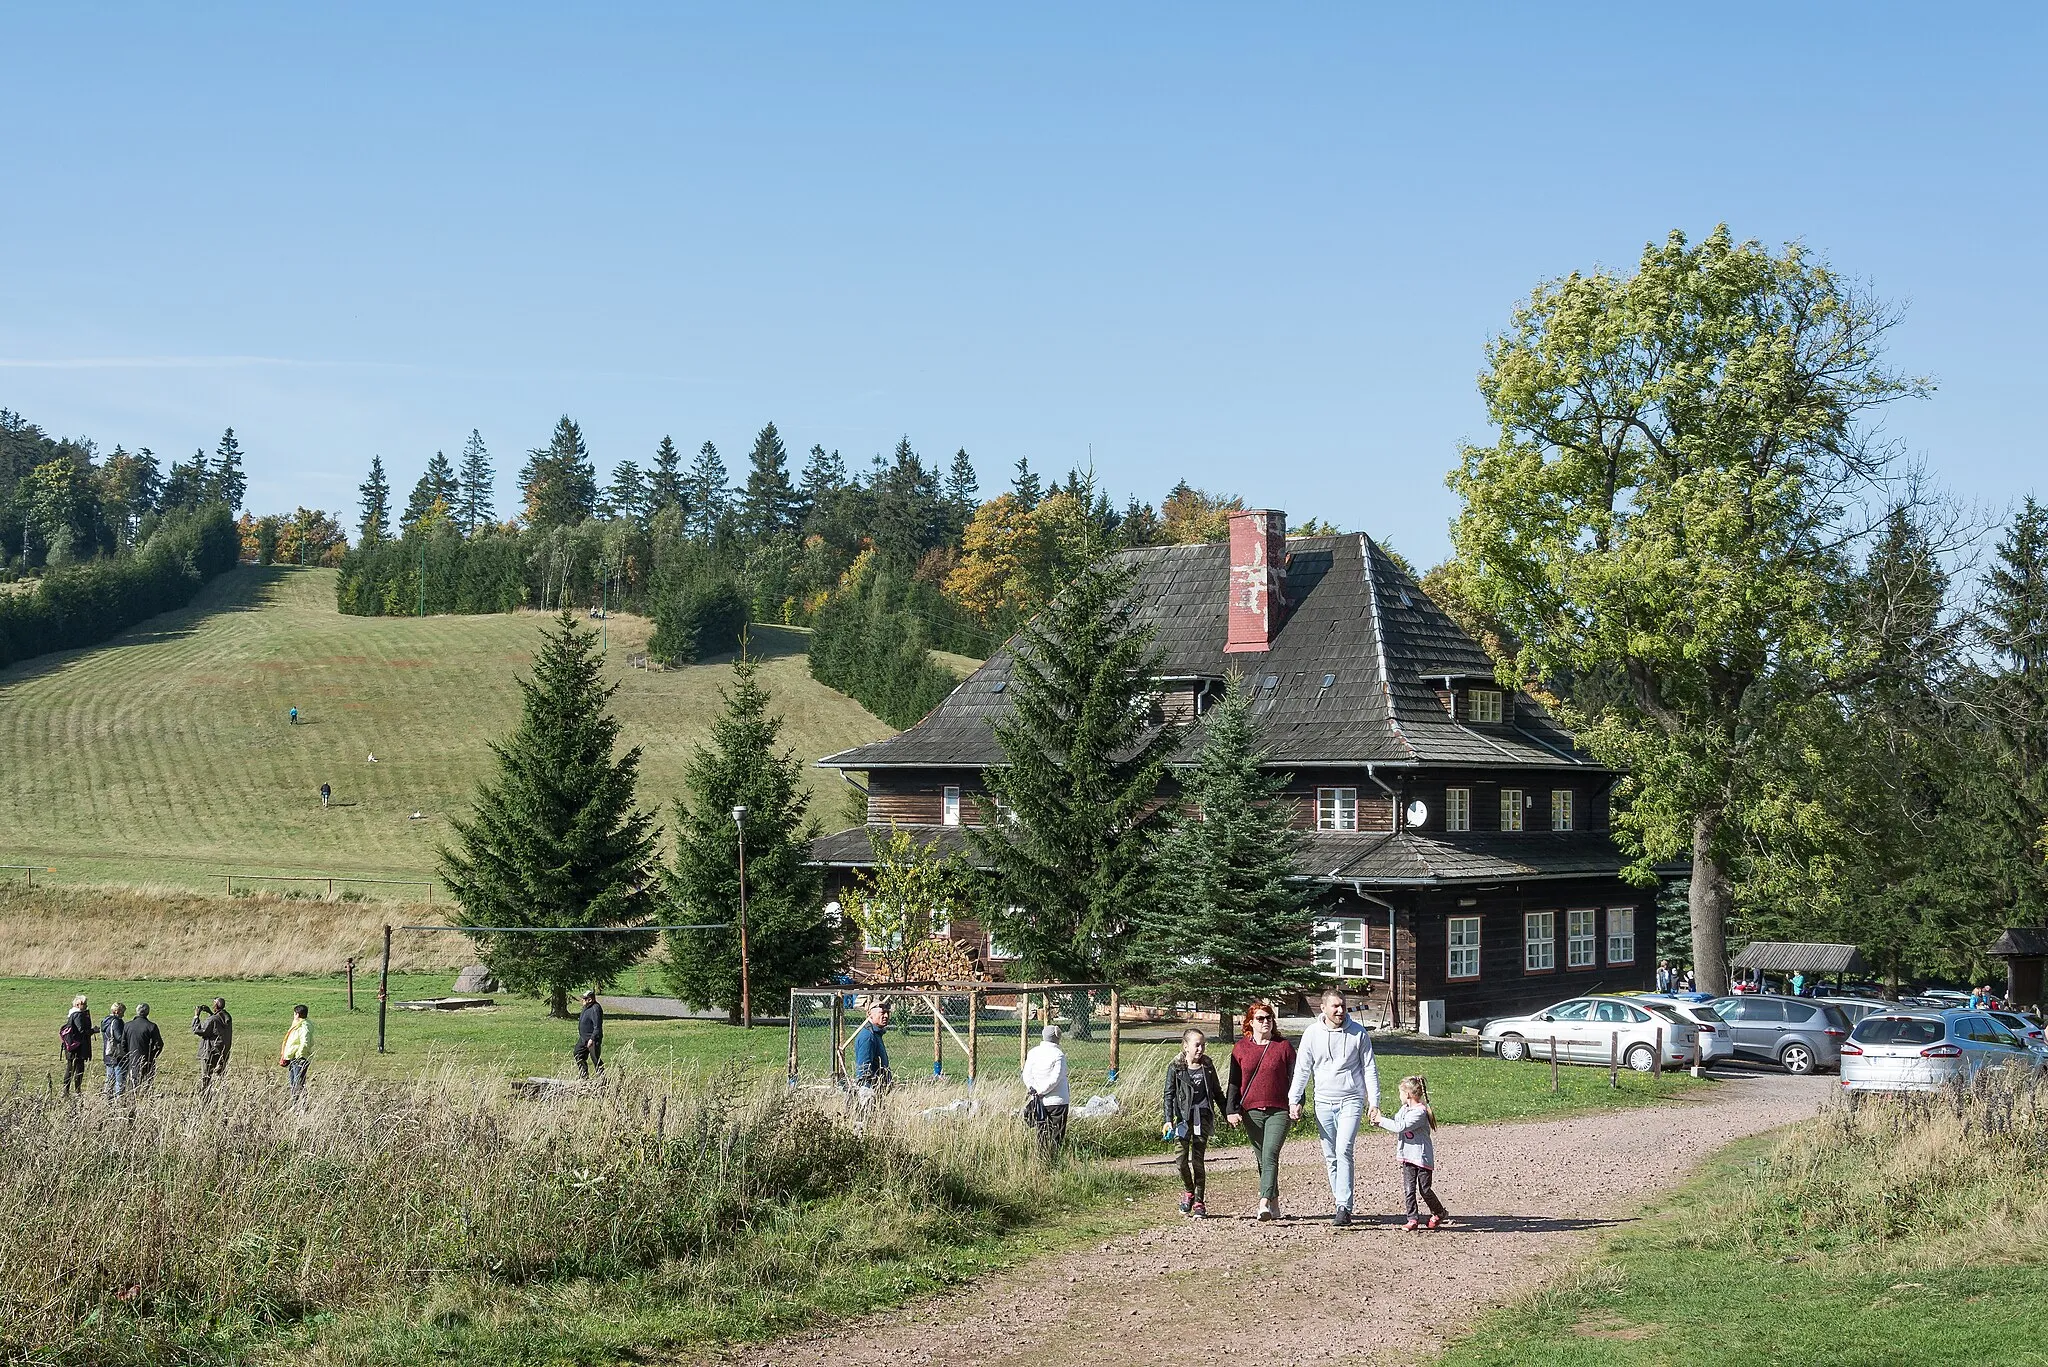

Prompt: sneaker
[1257,1201,1274,1222]
[1178,1192,1193,1215]
[1427,1214,1447,1230]
[1402,1218,1421,1232]
[1191,1200,1207,1219]
[1332,1207,1352,1228]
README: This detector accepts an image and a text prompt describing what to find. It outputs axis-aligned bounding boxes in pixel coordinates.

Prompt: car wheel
[1625,1043,1656,1073]
[1497,1034,1527,1062]
[1780,1042,1816,1075]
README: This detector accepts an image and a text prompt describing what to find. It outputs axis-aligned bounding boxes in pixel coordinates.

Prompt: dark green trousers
[1242,1107,1290,1203]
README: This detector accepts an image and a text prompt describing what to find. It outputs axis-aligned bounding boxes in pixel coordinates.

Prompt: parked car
[1481,995,1700,1072]
[1706,995,1851,1074]
[1918,988,1971,1007]
[1637,994,1734,1063]
[1988,1010,2048,1058]
[1818,996,1889,1028]
[1840,1010,2043,1096]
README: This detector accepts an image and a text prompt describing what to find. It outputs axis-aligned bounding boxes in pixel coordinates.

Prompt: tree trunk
[549,984,569,1019]
[1689,812,1733,996]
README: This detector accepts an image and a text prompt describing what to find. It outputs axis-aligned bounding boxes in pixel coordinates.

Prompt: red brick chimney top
[1224,509,1288,653]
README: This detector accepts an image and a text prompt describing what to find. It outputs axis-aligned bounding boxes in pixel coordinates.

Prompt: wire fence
[789,983,1119,1091]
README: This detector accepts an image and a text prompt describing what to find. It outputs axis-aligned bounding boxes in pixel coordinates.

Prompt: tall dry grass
[0,1062,1139,1365]
[0,882,469,979]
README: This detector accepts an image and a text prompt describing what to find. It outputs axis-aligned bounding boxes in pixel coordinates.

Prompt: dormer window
[1469,689,1503,724]
[942,786,961,826]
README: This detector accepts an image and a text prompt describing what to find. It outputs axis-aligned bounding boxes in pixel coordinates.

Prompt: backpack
[58,1019,81,1053]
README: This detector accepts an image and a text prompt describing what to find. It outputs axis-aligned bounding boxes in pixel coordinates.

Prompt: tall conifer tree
[741,421,801,540]
[208,427,247,510]
[648,435,687,517]
[402,451,459,533]
[604,459,650,526]
[357,455,392,544]
[456,429,495,533]
[442,612,661,1016]
[520,416,598,530]
[684,440,729,541]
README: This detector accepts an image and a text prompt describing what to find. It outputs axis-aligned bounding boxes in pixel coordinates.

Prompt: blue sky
[3,4,2041,564]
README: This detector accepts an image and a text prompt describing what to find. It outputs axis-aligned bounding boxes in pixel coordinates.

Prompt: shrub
[648,571,747,664]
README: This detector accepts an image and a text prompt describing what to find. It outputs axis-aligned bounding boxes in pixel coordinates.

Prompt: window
[1501,789,1524,832]
[1524,911,1555,972]
[1606,907,1636,964]
[1362,946,1388,981]
[1448,916,1481,979]
[1567,909,1597,968]
[1548,998,1592,1021]
[1446,787,1471,832]
[942,786,961,826]
[1316,787,1359,831]
[986,911,1023,962]
[1551,790,1574,831]
[1469,689,1503,723]
[1316,918,1380,978]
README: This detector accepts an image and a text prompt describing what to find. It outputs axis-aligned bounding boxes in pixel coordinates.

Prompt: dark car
[1707,994,1851,1074]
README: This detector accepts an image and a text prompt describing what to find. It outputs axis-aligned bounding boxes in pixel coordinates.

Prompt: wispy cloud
[0,355,399,370]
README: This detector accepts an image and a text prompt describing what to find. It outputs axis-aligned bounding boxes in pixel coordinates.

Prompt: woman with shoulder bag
[1227,1000,1298,1221]
[1162,1027,1226,1218]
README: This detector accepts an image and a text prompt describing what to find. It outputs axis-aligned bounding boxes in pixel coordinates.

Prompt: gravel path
[728,1070,1832,1367]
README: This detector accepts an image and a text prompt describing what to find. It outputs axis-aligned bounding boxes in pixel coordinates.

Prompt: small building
[1729,941,1868,992]
[1988,928,2048,1009]
[811,510,1662,1026]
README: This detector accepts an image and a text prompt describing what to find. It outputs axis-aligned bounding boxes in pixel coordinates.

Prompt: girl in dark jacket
[1162,1028,1226,1218]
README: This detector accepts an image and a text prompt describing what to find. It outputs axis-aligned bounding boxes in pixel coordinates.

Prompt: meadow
[0,564,890,890]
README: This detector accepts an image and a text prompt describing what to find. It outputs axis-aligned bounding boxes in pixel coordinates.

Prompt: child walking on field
[1372,1074,1449,1231]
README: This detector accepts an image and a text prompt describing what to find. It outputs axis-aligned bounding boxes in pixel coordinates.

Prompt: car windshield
[1687,1003,1727,1023]
[1852,1017,1945,1047]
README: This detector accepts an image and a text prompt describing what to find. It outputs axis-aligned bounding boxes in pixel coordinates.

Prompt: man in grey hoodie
[1287,986,1381,1227]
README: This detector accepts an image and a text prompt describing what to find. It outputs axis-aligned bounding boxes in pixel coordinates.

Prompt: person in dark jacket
[193,997,233,1092]
[128,1003,164,1089]
[575,990,604,1079]
[1163,1028,1227,1219]
[101,1002,130,1097]
[1227,1000,1300,1221]
[60,994,95,1096]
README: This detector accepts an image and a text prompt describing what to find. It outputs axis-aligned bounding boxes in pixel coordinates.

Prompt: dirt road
[730,1070,1831,1367]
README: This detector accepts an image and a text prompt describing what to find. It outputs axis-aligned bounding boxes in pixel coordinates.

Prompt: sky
[2,4,2042,566]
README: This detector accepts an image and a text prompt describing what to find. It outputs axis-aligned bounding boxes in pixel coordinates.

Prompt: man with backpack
[193,997,233,1092]
[101,1001,130,1097]
[128,1003,164,1089]
[59,994,95,1096]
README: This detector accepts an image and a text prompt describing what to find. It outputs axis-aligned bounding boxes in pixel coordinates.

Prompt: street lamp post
[733,804,751,1029]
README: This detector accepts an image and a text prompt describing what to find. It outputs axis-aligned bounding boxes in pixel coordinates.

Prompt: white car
[1480,995,1700,1073]
[1637,994,1734,1064]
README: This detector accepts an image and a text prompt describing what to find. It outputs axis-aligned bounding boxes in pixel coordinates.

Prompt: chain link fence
[788,983,1121,1092]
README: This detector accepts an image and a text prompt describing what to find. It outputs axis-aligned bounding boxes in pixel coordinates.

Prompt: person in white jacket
[1022,1024,1070,1158]
[1288,986,1381,1226]
[1373,1074,1450,1230]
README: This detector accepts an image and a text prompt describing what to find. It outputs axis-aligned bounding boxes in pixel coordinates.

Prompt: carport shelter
[1731,942,1867,991]
[1988,928,2048,1010]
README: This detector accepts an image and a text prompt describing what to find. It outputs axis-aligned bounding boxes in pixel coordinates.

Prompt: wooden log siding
[1403,777,1604,834]
[1291,791,1394,832]
[1405,883,1656,1023]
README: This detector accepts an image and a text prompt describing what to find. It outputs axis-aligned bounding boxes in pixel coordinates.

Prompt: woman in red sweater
[1226,1000,1298,1220]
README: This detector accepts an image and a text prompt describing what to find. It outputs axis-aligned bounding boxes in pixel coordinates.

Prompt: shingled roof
[819,532,1592,771]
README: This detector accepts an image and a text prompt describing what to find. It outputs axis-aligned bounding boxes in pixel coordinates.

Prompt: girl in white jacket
[1372,1074,1450,1231]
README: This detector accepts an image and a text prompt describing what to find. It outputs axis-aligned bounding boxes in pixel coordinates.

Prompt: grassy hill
[0,566,892,891]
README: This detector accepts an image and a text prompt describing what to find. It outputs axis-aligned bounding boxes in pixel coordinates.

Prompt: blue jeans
[1315,1095,1364,1211]
[103,1064,126,1097]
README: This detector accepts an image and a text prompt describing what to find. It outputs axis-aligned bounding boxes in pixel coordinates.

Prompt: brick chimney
[1224,509,1288,653]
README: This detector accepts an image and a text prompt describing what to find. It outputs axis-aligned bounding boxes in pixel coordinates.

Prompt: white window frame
[1501,788,1525,832]
[942,785,961,827]
[1551,789,1574,831]
[1316,917,1367,977]
[986,910,1022,962]
[1362,946,1388,981]
[1316,787,1359,832]
[1446,787,1471,832]
[1607,907,1636,965]
[1567,908,1597,968]
[1448,916,1481,980]
[1469,689,1503,723]
[1524,911,1555,973]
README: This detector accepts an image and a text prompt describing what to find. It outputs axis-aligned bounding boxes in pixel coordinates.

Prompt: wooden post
[1107,988,1122,1083]
[327,877,335,898]
[786,992,800,1087]
[967,989,981,1089]
[346,956,356,1011]
[1549,1036,1559,1092]
[376,924,392,1054]
[932,995,943,1078]
[1691,1030,1703,1079]
[1654,1027,1664,1091]
[1609,1031,1619,1088]
[1019,991,1031,1076]
[830,993,846,1085]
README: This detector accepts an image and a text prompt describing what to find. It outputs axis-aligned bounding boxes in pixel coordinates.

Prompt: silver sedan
[1481,995,1700,1072]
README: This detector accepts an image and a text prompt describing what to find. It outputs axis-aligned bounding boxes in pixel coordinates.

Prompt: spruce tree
[1010,456,1041,510]
[456,429,495,533]
[1983,497,2048,921]
[648,435,687,517]
[208,427,247,510]
[800,443,846,532]
[1128,678,1324,1016]
[356,455,391,544]
[662,659,840,1022]
[402,451,459,534]
[684,440,729,541]
[741,421,801,541]
[604,459,649,526]
[162,450,208,510]
[442,612,661,1017]
[973,556,1179,1007]
[520,416,599,530]
[944,448,979,508]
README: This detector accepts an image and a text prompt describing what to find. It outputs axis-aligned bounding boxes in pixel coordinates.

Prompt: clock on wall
[1405,800,1429,827]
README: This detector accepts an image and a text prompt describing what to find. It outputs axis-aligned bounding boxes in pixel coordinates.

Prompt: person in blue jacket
[851,999,893,1091]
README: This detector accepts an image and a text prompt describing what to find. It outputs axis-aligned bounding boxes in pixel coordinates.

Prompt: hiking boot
[1402,1218,1421,1232]
[1178,1191,1193,1215]
[1332,1207,1352,1228]
[1191,1200,1207,1219]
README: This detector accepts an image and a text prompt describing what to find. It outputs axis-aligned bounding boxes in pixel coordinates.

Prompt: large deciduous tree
[1445,226,1928,993]
[442,612,661,1016]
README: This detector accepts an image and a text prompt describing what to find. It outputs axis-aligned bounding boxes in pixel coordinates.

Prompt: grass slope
[0,566,892,890]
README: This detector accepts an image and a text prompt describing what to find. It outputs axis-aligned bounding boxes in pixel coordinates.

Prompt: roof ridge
[1357,533,1416,761]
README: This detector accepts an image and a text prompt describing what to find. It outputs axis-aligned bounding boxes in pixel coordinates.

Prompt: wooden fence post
[830,994,846,1085]
[1108,987,1121,1083]
[1609,1032,1619,1088]
[1549,1036,1559,1092]
[1655,1027,1664,1091]
[786,992,800,1088]
[346,957,356,1011]
[932,995,943,1078]
[376,924,391,1054]
[1019,991,1031,1076]
[968,990,981,1089]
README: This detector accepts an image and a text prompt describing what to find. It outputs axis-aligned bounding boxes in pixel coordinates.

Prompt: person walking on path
[574,990,604,1079]
[100,1002,130,1098]
[320,782,331,809]
[1022,1023,1071,1159]
[59,994,95,1096]
[1163,1027,1226,1219]
[193,997,233,1092]
[279,1005,311,1100]
[1289,986,1381,1227]
[289,706,299,725]
[1373,1074,1450,1231]
[128,1004,163,1090]
[1226,999,1298,1221]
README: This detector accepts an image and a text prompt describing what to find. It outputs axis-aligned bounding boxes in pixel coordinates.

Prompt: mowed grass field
[0,565,892,890]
